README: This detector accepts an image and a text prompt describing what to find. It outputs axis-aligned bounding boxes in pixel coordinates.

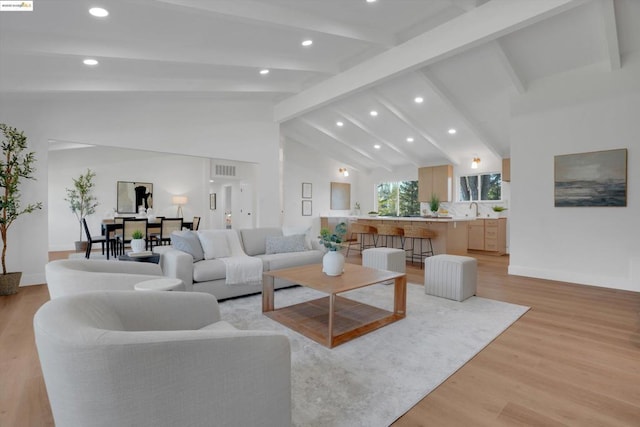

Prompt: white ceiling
[1,0,638,173]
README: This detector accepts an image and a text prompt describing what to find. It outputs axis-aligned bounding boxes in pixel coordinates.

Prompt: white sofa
[34,291,291,427]
[45,259,165,299]
[155,227,324,300]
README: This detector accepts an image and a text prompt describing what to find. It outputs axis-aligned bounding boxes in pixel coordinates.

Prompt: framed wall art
[554,148,627,207]
[210,193,217,210]
[302,200,312,216]
[302,182,312,198]
[117,181,153,214]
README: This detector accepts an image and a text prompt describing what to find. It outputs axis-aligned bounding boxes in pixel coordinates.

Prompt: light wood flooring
[1,252,639,426]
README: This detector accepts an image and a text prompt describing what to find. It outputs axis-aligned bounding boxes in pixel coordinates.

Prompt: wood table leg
[328,293,335,347]
[262,274,274,312]
[394,275,407,316]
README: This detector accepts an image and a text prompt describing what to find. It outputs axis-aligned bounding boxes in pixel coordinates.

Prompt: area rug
[218,283,529,427]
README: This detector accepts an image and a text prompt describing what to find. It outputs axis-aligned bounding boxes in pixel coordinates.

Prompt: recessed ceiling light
[301,39,313,47]
[366,0,377,3]
[83,59,99,66]
[370,110,378,117]
[406,137,414,143]
[259,69,269,75]
[336,121,344,127]
[89,7,109,17]
[374,144,381,149]
[448,128,457,135]
[414,96,424,104]
[209,179,214,183]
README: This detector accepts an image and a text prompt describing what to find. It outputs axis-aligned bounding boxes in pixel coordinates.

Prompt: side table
[134,278,184,291]
[118,253,160,264]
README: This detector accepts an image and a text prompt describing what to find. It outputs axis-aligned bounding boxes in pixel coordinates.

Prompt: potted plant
[0,124,43,295]
[429,193,440,216]
[130,229,146,253]
[318,222,347,276]
[65,169,99,252]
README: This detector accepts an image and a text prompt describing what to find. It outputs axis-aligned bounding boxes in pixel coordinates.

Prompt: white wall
[282,139,359,238]
[48,146,211,250]
[509,54,640,292]
[0,94,280,285]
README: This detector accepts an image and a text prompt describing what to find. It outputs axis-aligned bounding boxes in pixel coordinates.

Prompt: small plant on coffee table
[319,222,347,251]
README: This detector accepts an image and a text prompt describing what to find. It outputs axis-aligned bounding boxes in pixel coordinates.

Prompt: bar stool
[375,224,405,249]
[403,225,436,268]
[345,223,378,257]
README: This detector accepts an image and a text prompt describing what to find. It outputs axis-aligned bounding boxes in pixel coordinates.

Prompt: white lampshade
[172,196,188,205]
[172,196,188,218]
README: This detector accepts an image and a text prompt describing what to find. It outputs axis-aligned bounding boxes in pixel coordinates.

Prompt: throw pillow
[282,225,313,250]
[197,230,231,260]
[265,234,306,255]
[170,231,204,262]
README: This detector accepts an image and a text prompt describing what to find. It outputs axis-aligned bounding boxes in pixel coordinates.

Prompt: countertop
[356,216,477,222]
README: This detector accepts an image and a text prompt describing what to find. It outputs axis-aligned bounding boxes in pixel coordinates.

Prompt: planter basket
[0,272,22,296]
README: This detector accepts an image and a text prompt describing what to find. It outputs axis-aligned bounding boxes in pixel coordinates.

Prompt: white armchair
[34,291,291,427]
[45,259,165,299]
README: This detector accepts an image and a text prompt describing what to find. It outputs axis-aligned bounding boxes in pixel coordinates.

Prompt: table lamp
[172,196,188,218]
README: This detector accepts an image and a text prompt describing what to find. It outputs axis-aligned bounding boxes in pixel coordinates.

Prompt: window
[459,173,501,201]
[376,180,419,216]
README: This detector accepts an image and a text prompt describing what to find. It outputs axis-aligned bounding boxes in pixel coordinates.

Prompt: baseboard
[508,264,638,293]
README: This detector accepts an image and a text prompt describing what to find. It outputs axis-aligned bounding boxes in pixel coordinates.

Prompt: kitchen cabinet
[502,158,511,182]
[468,218,507,254]
[418,165,453,202]
[468,220,485,250]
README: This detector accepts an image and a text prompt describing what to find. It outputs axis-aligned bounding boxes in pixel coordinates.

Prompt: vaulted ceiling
[1,0,638,173]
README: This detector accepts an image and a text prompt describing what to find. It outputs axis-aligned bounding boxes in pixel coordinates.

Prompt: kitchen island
[321,216,473,256]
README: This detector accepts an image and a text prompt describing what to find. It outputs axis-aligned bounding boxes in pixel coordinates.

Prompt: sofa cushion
[282,226,313,250]
[258,250,324,272]
[197,230,231,260]
[192,258,227,282]
[170,231,204,262]
[265,234,306,255]
[240,227,283,256]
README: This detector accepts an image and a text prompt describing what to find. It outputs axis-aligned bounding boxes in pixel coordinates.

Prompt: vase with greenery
[319,222,347,276]
[429,193,440,216]
[0,124,43,295]
[65,169,98,251]
[130,229,146,253]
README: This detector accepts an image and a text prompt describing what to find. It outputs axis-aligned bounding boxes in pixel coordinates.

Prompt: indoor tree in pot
[65,169,98,252]
[318,222,347,276]
[0,124,43,296]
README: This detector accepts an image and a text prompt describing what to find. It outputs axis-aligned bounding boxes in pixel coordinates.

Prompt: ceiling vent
[214,164,236,177]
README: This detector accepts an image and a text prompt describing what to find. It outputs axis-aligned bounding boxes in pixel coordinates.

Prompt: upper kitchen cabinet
[502,158,511,182]
[418,165,453,202]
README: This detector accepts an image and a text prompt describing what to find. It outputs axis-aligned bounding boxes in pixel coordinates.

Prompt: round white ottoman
[424,254,477,301]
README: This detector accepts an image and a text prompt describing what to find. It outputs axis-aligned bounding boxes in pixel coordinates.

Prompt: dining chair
[117,218,149,254]
[149,217,183,248]
[82,218,114,260]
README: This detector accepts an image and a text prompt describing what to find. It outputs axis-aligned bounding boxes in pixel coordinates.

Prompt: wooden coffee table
[262,263,406,348]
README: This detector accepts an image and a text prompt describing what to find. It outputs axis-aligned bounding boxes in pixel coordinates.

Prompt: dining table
[102,219,193,257]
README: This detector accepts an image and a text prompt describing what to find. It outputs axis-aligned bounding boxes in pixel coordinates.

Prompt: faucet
[469,201,479,217]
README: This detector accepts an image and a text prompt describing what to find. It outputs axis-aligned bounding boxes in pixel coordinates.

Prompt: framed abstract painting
[554,149,627,207]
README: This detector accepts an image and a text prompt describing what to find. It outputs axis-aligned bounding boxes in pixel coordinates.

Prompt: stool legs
[407,237,434,268]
